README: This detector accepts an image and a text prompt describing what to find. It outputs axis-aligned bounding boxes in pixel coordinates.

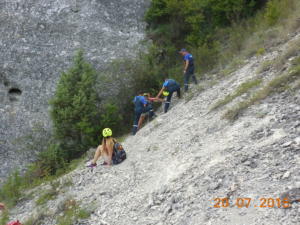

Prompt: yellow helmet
[102,128,112,137]
[163,91,169,96]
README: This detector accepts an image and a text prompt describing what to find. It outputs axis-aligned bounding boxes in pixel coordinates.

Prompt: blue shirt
[163,79,179,92]
[183,53,194,69]
[133,95,147,111]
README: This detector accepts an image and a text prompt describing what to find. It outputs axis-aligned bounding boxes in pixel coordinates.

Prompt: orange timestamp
[213,197,291,208]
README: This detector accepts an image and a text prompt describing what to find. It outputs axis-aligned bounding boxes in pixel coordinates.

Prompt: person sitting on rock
[88,128,125,167]
[156,78,181,113]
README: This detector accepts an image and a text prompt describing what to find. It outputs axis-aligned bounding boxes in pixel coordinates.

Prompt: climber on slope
[132,91,148,135]
[88,128,126,167]
[156,78,181,113]
[179,48,198,92]
[137,93,164,129]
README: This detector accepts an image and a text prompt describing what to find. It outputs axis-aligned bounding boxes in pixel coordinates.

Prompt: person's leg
[138,114,146,130]
[147,103,155,118]
[184,72,190,92]
[176,87,181,98]
[191,69,198,84]
[92,145,102,164]
[164,92,173,113]
[132,110,142,135]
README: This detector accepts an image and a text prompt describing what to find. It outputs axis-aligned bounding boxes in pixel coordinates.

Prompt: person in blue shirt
[132,92,148,135]
[179,48,198,92]
[156,78,181,113]
[137,93,164,129]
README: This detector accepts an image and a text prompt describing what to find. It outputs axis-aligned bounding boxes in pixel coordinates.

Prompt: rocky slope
[0,0,149,180]
[7,32,300,225]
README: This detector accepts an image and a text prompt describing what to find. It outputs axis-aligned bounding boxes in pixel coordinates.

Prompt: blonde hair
[101,137,114,156]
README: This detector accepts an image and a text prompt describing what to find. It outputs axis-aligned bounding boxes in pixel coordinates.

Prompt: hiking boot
[87,163,97,168]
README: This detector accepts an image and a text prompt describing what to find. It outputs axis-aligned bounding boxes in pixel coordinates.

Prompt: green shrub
[211,78,262,110]
[223,65,300,121]
[0,171,22,207]
[57,199,91,225]
[35,143,67,177]
[0,209,9,225]
[36,181,60,205]
[265,0,281,25]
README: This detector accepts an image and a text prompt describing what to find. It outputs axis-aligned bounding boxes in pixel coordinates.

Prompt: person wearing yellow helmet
[156,78,181,113]
[88,128,115,167]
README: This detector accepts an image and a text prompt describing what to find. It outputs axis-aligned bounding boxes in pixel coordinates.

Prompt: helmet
[163,91,169,96]
[102,128,112,137]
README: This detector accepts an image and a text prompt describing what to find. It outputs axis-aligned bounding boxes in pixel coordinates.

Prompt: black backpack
[112,140,126,165]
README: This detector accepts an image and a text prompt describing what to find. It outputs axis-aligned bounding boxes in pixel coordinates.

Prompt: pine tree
[50,50,101,160]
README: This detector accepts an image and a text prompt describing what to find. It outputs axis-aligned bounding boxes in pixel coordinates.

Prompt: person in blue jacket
[156,78,181,113]
[179,48,198,92]
[132,91,148,135]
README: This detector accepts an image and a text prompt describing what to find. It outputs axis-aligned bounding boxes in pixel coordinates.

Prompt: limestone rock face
[0,0,149,180]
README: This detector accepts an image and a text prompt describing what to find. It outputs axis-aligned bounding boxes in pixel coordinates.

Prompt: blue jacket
[163,79,180,92]
[133,95,147,112]
[184,53,194,71]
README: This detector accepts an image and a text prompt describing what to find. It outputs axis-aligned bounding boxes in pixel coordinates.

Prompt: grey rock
[282,141,293,147]
[281,188,300,204]
[0,0,149,180]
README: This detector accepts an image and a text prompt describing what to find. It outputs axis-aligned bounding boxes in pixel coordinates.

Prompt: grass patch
[223,64,300,121]
[0,210,9,225]
[211,78,262,111]
[256,60,274,74]
[0,156,82,209]
[220,59,246,77]
[273,38,300,70]
[23,212,47,225]
[0,171,22,207]
[36,181,60,206]
[57,199,91,225]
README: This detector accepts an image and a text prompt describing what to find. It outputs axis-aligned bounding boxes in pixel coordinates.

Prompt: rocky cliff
[7,32,300,225]
[0,0,149,180]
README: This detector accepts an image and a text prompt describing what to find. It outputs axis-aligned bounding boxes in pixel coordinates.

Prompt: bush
[36,143,67,177]
[0,209,9,225]
[0,171,22,207]
[264,0,281,25]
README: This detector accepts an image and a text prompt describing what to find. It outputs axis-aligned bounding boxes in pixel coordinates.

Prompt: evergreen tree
[50,50,101,160]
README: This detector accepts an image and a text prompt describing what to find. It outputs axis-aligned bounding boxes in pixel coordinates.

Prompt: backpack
[112,140,126,165]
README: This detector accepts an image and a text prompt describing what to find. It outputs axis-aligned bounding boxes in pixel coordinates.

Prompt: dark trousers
[132,110,142,135]
[145,104,155,118]
[164,87,181,113]
[184,69,197,92]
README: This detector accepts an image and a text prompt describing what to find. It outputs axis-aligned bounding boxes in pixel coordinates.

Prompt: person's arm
[184,59,189,73]
[156,87,165,98]
[149,97,164,102]
[108,143,114,166]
